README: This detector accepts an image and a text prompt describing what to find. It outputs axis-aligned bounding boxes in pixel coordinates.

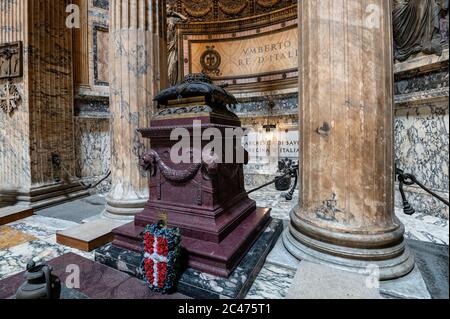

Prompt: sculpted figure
[393,0,448,61]
[167,4,188,86]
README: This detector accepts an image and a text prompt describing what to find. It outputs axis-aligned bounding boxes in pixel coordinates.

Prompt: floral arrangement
[141,221,182,294]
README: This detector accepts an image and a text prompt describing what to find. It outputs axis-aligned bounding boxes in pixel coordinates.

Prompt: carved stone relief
[0,41,22,79]
[0,81,21,114]
[0,41,23,114]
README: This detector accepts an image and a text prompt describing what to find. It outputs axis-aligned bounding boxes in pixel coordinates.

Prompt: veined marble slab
[8,215,79,240]
[249,189,298,221]
[0,239,70,280]
[397,209,449,245]
[246,264,296,299]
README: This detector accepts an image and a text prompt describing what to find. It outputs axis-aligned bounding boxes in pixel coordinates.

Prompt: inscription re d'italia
[190,27,299,78]
[239,40,298,66]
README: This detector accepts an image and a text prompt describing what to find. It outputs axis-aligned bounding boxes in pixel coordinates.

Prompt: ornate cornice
[171,0,297,23]
[178,5,297,34]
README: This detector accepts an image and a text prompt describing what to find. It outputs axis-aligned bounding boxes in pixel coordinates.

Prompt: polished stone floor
[0,190,448,299]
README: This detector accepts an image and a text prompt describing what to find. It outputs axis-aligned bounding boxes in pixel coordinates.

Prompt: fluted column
[283,0,415,280]
[1,0,76,205]
[73,0,89,88]
[105,0,167,218]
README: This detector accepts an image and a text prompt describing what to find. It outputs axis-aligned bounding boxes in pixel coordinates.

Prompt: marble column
[283,0,415,280]
[105,0,167,218]
[1,0,79,207]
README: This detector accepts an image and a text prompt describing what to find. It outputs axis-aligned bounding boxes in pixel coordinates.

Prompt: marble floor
[0,214,95,281]
[0,190,448,299]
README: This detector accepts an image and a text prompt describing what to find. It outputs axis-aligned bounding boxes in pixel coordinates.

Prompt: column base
[1,182,90,210]
[283,209,415,281]
[104,197,147,220]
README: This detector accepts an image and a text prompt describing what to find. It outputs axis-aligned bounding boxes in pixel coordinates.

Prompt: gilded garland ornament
[256,0,281,8]
[219,0,249,16]
[183,1,213,18]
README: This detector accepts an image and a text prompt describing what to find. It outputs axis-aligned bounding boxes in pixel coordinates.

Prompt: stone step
[31,189,90,210]
[28,185,87,203]
[0,206,34,225]
[56,219,127,252]
[13,182,90,211]
[286,261,383,299]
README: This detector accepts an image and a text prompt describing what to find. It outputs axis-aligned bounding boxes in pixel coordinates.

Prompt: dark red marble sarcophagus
[111,74,271,277]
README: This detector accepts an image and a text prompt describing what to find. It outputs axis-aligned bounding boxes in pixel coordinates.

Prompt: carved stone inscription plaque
[0,41,23,79]
[189,27,298,78]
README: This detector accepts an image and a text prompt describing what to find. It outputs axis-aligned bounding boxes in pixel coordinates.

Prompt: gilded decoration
[200,46,222,76]
[183,0,213,19]
[170,0,297,22]
[256,0,281,8]
[218,0,249,16]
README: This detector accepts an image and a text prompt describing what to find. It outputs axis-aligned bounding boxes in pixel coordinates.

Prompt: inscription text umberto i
[190,27,299,78]
[239,40,298,67]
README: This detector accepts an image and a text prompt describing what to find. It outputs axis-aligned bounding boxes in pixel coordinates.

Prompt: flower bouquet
[141,221,182,294]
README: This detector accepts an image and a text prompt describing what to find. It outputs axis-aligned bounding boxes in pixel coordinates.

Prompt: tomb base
[95,218,283,299]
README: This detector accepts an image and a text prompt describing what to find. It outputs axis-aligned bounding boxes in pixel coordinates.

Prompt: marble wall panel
[86,0,109,95]
[394,102,449,218]
[74,117,111,193]
[93,0,110,10]
[93,24,109,86]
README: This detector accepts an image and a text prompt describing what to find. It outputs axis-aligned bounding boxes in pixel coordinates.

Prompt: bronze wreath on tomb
[140,149,219,183]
